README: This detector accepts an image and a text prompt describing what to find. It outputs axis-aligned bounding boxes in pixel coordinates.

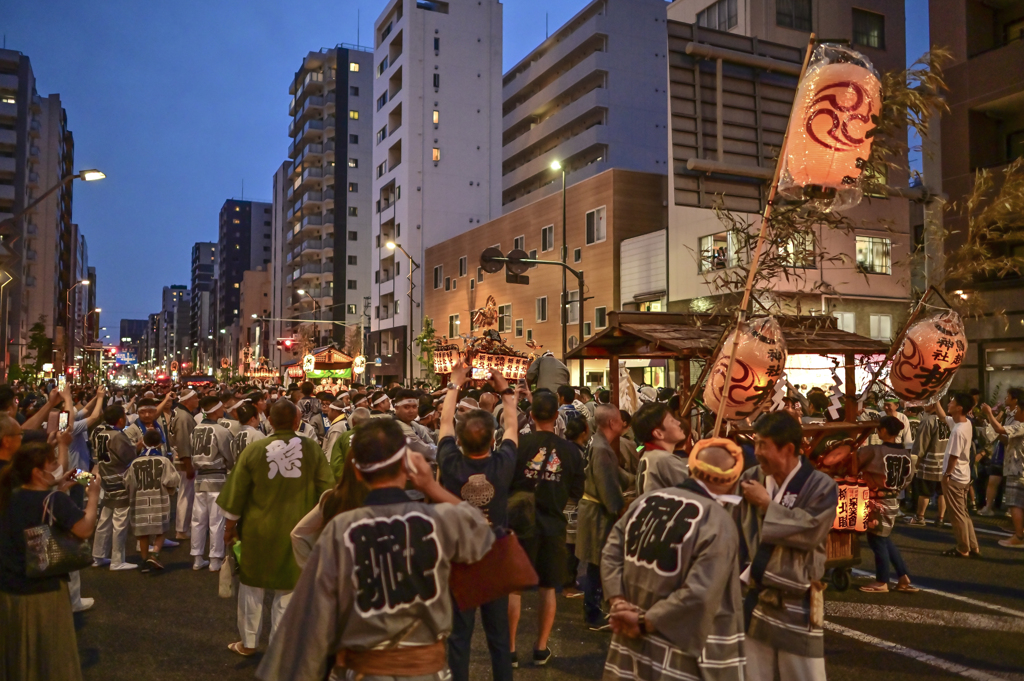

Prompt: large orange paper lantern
[703,317,787,422]
[778,45,881,211]
[890,311,967,405]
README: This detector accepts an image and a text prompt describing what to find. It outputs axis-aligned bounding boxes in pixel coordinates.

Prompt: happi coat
[168,404,196,472]
[857,443,914,537]
[737,457,837,659]
[912,412,949,482]
[602,479,744,681]
[217,431,334,591]
[576,431,626,566]
[124,452,180,535]
[190,419,236,493]
[256,487,494,681]
[635,447,689,496]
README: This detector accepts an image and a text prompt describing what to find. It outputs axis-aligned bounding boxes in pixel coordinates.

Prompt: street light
[64,279,89,373]
[386,241,421,387]
[551,160,569,374]
[87,307,102,344]
[296,288,321,346]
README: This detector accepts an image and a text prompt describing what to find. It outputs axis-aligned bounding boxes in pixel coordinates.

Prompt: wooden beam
[610,355,620,408]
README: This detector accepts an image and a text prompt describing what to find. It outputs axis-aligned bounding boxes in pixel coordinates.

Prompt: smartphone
[57,375,67,392]
[471,367,489,380]
[58,410,69,431]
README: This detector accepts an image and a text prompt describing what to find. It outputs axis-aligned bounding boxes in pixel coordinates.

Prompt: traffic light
[276,338,297,354]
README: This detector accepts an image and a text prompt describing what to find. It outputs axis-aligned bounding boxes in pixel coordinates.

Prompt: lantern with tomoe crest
[703,317,787,422]
[889,311,967,406]
[778,44,882,212]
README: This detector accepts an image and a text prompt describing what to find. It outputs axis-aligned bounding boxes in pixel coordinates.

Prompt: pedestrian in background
[981,388,1024,548]
[936,393,980,558]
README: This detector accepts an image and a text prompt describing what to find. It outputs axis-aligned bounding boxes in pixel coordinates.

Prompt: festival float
[433,296,533,382]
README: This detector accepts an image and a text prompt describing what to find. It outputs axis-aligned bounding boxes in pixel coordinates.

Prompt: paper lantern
[834,478,870,532]
[433,343,461,376]
[703,317,787,422]
[778,45,881,211]
[471,352,530,382]
[889,311,966,406]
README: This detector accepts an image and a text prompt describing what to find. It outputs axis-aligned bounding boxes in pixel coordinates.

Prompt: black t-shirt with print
[437,435,517,529]
[1,488,85,595]
[512,431,585,538]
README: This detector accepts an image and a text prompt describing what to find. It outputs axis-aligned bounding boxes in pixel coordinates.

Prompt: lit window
[869,314,892,341]
[349,183,358,192]
[833,312,856,333]
[585,207,606,245]
[698,232,740,273]
[233,283,239,288]
[1,97,14,104]
[348,158,358,168]
[433,110,439,124]
[347,304,357,314]
[432,147,441,162]
[349,110,359,120]
[348,206,358,217]
[349,62,360,71]
[855,236,892,274]
[784,231,816,268]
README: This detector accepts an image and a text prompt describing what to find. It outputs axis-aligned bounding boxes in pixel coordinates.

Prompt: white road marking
[851,568,1024,618]
[825,621,1024,681]
[973,525,1013,538]
[825,601,1024,633]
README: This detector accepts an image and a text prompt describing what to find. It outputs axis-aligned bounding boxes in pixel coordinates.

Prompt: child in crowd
[125,429,181,573]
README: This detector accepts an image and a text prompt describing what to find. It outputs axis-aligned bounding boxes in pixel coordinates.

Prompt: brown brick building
[423,168,667,385]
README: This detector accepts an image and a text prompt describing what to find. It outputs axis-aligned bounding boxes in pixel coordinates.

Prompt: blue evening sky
[4,0,930,333]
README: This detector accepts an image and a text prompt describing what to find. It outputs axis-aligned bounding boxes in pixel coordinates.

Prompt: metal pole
[560,169,567,367]
[407,251,413,387]
[577,271,585,386]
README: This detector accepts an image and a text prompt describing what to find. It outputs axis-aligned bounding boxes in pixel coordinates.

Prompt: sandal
[228,641,257,657]
[858,583,890,593]
[941,548,968,558]
[895,584,920,593]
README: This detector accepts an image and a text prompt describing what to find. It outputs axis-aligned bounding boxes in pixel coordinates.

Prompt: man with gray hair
[0,414,22,473]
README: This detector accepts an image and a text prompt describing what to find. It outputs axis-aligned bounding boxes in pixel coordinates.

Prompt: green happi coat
[217,431,334,591]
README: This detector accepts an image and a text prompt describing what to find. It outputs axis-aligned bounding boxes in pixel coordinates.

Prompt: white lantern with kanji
[704,317,788,422]
[890,311,967,406]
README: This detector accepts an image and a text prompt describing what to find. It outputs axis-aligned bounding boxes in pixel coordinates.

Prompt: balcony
[502,51,612,133]
[293,263,323,281]
[291,119,324,148]
[25,250,36,261]
[0,129,15,147]
[25,276,36,288]
[29,119,40,138]
[292,215,323,239]
[0,185,14,202]
[324,116,336,135]
[298,238,324,257]
[28,172,38,187]
[290,69,324,101]
[25,223,37,235]
[323,188,335,209]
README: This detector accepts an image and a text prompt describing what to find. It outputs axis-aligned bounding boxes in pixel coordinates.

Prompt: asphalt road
[75,511,1024,681]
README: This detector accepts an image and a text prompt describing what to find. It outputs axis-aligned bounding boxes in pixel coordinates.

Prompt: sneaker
[935,520,949,528]
[209,558,223,572]
[588,614,612,632]
[998,536,1024,549]
[110,562,138,571]
[510,652,518,669]
[91,558,110,568]
[906,517,927,526]
[193,557,210,571]
[146,557,164,571]
[72,597,95,613]
[978,507,996,517]
[532,648,552,666]
[162,538,180,548]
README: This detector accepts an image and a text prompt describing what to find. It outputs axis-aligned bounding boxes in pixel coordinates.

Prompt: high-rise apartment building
[929,0,1024,393]
[119,319,147,367]
[160,285,190,370]
[270,161,292,366]
[217,199,271,333]
[191,242,217,373]
[500,0,670,212]
[369,0,504,383]
[277,45,373,359]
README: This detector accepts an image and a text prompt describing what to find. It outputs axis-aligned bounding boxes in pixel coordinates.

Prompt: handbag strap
[42,490,60,527]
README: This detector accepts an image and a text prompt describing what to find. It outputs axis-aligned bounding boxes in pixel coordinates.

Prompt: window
[350,134,359,144]
[377,92,388,110]
[833,312,856,334]
[350,86,359,96]
[853,9,885,49]
[349,183,358,192]
[349,62,360,72]
[432,147,441,161]
[448,314,460,338]
[433,110,439,124]
[459,256,467,277]
[573,248,581,263]
[698,232,740,273]
[349,110,359,120]
[434,37,440,51]
[377,126,387,144]
[433,265,443,289]
[585,207,606,244]
[584,321,592,336]
[348,280,358,290]
[536,296,548,322]
[477,267,484,282]
[377,57,389,76]
[348,158,358,168]
[855,236,891,274]
[776,0,812,31]
[565,290,580,324]
[527,329,533,342]
[595,306,607,329]
[697,0,737,31]
[432,73,440,88]
[498,304,512,332]
[348,255,358,265]
[349,230,358,241]
[347,304,357,314]
[869,314,892,341]
[514,236,525,251]
[377,161,387,178]
[528,249,537,267]
[784,231,816,268]
[541,225,554,252]
[348,206,358,217]
[396,260,401,275]
[375,270,380,283]
[515,319,523,337]
[445,277,451,291]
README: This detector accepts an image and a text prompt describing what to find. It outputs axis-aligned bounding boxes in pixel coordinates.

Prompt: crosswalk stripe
[825,602,1024,633]
[825,622,1024,681]
[850,569,1024,618]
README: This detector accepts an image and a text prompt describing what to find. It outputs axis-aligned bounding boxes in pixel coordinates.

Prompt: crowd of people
[0,355,1020,681]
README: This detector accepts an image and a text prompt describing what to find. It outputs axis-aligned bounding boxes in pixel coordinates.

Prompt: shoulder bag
[24,491,93,578]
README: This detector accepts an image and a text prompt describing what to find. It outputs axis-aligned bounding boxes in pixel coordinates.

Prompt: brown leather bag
[449,532,539,611]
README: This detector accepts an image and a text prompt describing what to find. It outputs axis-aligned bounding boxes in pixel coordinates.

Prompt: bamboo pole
[712,34,817,437]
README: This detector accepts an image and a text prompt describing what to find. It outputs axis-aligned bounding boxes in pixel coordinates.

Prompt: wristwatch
[637,611,648,636]
[446,382,457,391]
[500,387,515,396]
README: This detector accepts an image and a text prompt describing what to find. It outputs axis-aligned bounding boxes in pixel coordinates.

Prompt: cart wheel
[832,568,850,592]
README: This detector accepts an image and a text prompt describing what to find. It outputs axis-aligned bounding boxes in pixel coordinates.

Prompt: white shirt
[894,411,914,450]
[942,416,973,484]
[741,462,801,584]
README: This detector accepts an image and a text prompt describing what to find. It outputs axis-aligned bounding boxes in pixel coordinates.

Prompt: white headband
[202,401,223,415]
[353,444,408,472]
[179,390,196,400]
[396,399,418,407]
[372,395,389,406]
[458,400,476,410]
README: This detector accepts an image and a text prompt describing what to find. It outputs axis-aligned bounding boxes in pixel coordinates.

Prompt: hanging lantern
[778,44,882,211]
[890,311,967,406]
[703,317,787,422]
[433,343,461,376]
[471,352,530,382]
[833,477,870,532]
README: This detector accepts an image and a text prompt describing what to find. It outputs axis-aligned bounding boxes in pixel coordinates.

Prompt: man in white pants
[91,406,139,571]
[218,399,333,656]
[189,396,236,571]
[169,390,199,539]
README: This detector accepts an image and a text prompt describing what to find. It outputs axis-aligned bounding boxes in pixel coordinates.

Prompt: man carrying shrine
[737,412,837,681]
[217,399,334,657]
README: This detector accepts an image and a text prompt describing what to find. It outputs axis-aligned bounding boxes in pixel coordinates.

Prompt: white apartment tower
[276,45,373,363]
[370,0,503,385]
